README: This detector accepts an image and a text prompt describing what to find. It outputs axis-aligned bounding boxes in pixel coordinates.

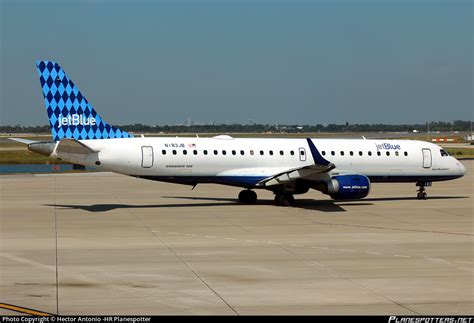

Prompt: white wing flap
[256,163,335,187]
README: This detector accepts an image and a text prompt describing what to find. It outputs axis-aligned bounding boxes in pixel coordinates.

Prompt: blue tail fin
[36,60,133,141]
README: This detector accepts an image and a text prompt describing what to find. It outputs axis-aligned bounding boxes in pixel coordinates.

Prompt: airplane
[11,61,466,206]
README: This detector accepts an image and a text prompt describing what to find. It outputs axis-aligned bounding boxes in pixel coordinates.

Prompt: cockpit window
[440,149,449,157]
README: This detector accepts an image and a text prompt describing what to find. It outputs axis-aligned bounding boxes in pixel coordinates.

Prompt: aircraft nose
[458,162,466,177]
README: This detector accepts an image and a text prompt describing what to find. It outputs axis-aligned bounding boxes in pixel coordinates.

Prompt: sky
[0,0,472,126]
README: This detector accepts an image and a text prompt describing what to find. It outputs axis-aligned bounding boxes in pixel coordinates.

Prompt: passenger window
[260,150,264,155]
[377,151,381,156]
[280,150,284,156]
[350,151,354,156]
[331,151,335,156]
[250,150,255,155]
[440,149,449,157]
[183,150,187,155]
[240,150,245,155]
[340,151,344,156]
[386,151,390,156]
[395,151,399,156]
[290,151,294,156]
[222,150,226,155]
[270,151,274,155]
[368,151,372,156]
[162,150,166,155]
[172,150,177,155]
[232,150,236,155]
[404,151,408,156]
[203,150,208,155]
[214,150,218,155]
[193,150,198,155]
[359,151,363,156]
[322,151,326,156]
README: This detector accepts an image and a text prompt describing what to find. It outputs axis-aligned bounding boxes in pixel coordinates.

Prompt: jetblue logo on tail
[58,114,96,128]
[36,60,133,141]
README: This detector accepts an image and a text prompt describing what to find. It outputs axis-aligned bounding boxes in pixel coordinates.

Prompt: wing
[256,138,335,187]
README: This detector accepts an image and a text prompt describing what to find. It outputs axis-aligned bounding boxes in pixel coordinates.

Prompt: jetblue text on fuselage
[376,143,401,150]
[57,114,96,128]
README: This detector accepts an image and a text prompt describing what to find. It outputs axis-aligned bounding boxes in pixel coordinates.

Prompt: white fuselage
[53,136,466,189]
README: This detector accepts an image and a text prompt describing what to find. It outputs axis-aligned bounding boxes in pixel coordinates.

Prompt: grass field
[0,150,67,164]
[444,148,474,158]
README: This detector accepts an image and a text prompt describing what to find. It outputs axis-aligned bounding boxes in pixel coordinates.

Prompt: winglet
[306,138,331,166]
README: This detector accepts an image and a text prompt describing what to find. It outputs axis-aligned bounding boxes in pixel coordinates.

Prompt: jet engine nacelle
[327,174,371,200]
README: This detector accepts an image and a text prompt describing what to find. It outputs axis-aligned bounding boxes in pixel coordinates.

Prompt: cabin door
[422,148,432,168]
[141,146,154,168]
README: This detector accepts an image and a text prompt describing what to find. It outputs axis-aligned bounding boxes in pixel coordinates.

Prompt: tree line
[0,120,471,134]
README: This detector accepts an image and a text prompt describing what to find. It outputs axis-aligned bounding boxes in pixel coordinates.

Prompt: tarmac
[0,161,472,315]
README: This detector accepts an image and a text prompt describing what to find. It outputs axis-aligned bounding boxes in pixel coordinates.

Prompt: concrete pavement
[1,161,472,315]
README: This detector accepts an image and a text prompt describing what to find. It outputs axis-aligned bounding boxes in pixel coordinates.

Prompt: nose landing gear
[416,181,431,200]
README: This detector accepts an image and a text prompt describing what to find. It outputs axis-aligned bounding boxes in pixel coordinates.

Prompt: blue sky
[1,0,472,126]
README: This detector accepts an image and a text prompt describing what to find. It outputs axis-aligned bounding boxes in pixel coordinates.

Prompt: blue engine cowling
[327,174,371,200]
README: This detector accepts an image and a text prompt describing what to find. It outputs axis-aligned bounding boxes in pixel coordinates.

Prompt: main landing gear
[274,192,295,207]
[237,190,296,206]
[238,189,257,204]
[416,181,432,200]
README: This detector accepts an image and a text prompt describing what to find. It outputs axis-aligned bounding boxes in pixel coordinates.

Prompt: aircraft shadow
[362,196,468,202]
[163,196,373,213]
[46,195,467,213]
[45,202,236,212]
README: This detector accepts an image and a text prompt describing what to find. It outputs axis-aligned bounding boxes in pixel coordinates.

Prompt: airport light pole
[427,121,430,142]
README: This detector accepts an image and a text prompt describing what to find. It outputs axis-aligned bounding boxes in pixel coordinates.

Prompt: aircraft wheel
[417,192,427,200]
[274,193,282,206]
[248,190,257,203]
[238,190,257,204]
[277,192,295,207]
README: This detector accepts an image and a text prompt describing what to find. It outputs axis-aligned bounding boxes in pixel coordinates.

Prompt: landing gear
[238,189,257,204]
[417,191,427,200]
[416,181,431,200]
[274,192,295,206]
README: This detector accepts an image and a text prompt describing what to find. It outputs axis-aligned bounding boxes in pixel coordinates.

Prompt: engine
[326,174,371,200]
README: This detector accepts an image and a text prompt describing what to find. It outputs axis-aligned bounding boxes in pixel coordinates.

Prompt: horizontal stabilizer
[56,139,98,155]
[8,138,38,145]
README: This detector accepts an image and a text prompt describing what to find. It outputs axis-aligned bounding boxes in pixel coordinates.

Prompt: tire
[274,193,282,206]
[238,190,249,203]
[278,193,295,207]
[248,190,257,204]
[239,190,257,204]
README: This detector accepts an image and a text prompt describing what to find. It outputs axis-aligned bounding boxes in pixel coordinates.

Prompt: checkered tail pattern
[36,60,133,141]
